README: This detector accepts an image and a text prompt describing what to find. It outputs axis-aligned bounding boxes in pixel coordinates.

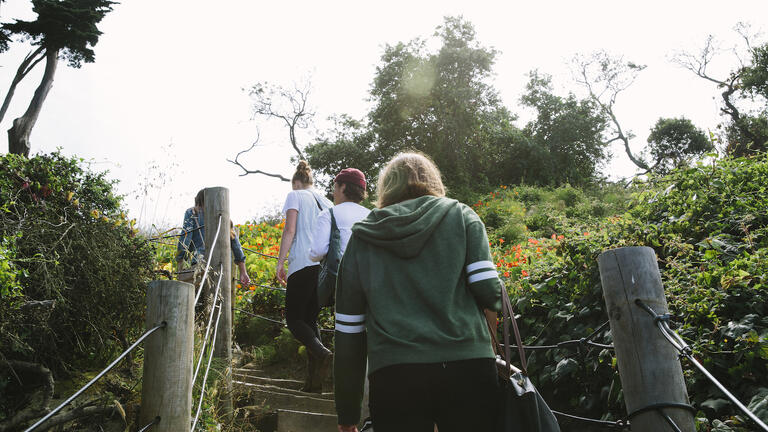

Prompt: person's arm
[276,209,297,285]
[464,208,502,312]
[176,208,195,264]
[334,240,367,428]
[309,209,332,262]
[231,231,250,285]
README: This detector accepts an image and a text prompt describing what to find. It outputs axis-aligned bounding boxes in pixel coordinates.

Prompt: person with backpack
[276,160,333,393]
[308,168,370,391]
[334,153,502,432]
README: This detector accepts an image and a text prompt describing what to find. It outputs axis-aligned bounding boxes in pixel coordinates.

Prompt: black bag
[493,282,561,432]
[317,208,341,307]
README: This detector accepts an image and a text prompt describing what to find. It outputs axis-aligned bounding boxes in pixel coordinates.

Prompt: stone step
[277,409,338,432]
[232,371,305,391]
[235,381,336,415]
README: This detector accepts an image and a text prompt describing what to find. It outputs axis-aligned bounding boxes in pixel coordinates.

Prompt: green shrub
[511,155,768,430]
[0,152,153,373]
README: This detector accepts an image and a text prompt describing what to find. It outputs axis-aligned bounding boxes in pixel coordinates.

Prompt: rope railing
[193,215,223,306]
[192,266,224,386]
[23,323,167,432]
[191,302,223,431]
[635,299,768,432]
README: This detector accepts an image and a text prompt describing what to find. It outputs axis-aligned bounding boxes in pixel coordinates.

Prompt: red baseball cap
[334,168,366,189]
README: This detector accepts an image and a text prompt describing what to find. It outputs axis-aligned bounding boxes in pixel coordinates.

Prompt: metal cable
[191,265,224,386]
[137,416,161,432]
[191,303,222,431]
[246,283,286,292]
[635,299,768,432]
[500,321,614,352]
[233,307,333,333]
[552,410,629,430]
[242,247,277,259]
[193,215,222,306]
[657,409,683,432]
[147,225,204,242]
[23,323,166,432]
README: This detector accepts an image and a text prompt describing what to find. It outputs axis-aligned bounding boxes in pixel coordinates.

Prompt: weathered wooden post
[139,280,194,431]
[598,246,695,431]
[203,186,233,417]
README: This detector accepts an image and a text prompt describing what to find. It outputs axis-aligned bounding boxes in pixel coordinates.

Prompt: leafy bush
[0,152,153,375]
[500,155,768,431]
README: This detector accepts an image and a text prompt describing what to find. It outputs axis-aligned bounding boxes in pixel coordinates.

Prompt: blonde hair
[376,152,445,208]
[292,160,313,186]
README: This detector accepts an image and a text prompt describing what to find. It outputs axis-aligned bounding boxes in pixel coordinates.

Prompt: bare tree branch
[231,77,316,180]
[573,51,650,171]
[226,132,291,182]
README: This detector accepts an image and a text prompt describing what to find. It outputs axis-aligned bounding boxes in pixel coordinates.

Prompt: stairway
[232,363,338,432]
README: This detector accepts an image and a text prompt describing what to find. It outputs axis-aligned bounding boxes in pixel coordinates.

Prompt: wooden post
[203,187,233,417]
[598,246,695,432]
[139,280,194,432]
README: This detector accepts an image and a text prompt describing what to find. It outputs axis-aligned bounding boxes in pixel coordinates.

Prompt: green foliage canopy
[646,117,712,174]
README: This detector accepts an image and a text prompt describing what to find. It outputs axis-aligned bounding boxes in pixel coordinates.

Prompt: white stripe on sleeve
[336,313,366,323]
[468,270,499,284]
[466,260,495,273]
[335,323,366,334]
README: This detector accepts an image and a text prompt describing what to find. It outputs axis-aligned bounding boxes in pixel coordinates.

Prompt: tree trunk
[0,46,46,125]
[8,48,59,157]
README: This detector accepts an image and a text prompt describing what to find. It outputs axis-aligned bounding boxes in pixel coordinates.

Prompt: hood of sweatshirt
[350,195,458,258]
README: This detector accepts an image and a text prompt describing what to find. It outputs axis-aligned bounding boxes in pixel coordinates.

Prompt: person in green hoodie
[334,152,502,432]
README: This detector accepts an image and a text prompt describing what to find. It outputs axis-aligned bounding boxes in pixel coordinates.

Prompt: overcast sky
[1,0,766,230]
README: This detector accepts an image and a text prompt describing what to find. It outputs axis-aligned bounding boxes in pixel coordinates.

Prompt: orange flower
[583,232,589,236]
[249,285,256,291]
[236,284,242,289]
[551,233,556,240]
[503,271,510,277]
[498,238,505,244]
[521,270,529,277]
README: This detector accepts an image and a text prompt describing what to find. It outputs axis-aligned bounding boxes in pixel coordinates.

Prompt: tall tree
[520,71,609,185]
[673,25,768,156]
[0,0,115,156]
[646,117,712,174]
[572,51,651,172]
[228,79,314,182]
[366,16,517,195]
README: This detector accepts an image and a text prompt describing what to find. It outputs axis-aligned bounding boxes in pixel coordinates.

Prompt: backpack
[317,208,341,307]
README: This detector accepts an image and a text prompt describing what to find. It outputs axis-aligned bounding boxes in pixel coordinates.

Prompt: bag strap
[499,281,528,376]
[312,192,323,211]
[328,208,337,231]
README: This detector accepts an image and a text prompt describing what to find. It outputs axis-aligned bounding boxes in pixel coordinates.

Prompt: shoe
[301,352,316,393]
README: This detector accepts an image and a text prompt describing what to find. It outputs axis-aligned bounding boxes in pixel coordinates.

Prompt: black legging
[368,358,499,432]
[285,265,328,357]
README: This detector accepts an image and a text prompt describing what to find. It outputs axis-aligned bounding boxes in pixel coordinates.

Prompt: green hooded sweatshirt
[333,195,502,425]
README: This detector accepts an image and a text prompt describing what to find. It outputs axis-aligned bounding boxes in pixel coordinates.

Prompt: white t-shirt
[282,189,332,277]
[309,202,371,262]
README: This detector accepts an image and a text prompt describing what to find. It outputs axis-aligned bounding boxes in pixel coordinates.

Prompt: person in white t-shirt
[276,160,333,392]
[309,168,371,263]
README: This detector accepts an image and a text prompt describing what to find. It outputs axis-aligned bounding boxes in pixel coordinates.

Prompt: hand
[338,425,358,432]
[276,260,287,286]
[239,272,251,286]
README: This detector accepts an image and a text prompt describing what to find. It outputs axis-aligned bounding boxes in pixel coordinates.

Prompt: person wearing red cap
[309,168,371,264]
[307,168,371,392]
